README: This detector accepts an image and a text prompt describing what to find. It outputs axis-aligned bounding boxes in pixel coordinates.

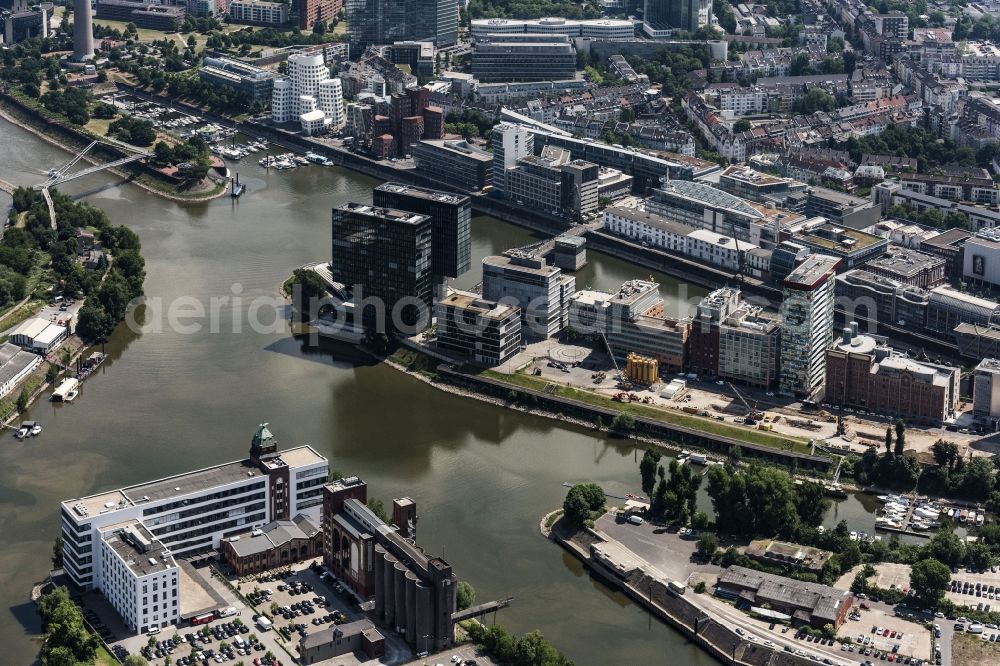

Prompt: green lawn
[481,369,811,454]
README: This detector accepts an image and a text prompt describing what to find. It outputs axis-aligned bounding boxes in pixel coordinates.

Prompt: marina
[873,493,984,538]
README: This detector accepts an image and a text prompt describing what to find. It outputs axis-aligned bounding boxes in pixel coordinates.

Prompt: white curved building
[271,52,344,133]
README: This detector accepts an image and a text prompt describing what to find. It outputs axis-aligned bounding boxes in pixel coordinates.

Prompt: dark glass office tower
[644,0,698,31]
[346,0,457,50]
[331,203,434,330]
[372,182,471,281]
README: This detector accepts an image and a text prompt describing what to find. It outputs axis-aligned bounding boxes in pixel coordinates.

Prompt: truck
[255,616,273,632]
[668,581,687,596]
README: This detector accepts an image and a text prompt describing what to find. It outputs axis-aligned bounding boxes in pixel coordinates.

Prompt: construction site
[513,336,983,462]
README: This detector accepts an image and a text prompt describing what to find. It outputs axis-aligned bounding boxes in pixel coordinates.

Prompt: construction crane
[597,330,630,390]
[728,382,763,423]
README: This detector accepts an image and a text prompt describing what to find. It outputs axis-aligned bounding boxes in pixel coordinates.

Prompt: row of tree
[465,622,575,666]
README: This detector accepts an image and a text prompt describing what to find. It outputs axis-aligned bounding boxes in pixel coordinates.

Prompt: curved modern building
[72,0,94,61]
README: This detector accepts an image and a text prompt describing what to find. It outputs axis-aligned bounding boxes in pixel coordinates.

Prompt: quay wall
[551,522,813,666]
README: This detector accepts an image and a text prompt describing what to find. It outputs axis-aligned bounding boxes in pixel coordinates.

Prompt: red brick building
[825,324,960,423]
[221,514,322,576]
[422,105,444,139]
[298,0,341,31]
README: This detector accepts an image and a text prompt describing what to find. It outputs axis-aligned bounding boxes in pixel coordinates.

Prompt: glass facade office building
[345,0,457,50]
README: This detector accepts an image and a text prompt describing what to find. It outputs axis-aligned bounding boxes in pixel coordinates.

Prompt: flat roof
[439,291,518,319]
[784,254,841,289]
[9,317,49,339]
[374,181,469,205]
[335,202,431,225]
[102,520,176,578]
[865,248,943,278]
[63,445,326,520]
[483,254,560,277]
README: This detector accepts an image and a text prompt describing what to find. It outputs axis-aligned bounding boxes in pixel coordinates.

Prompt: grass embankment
[480,369,811,454]
[0,375,44,421]
[93,644,118,666]
[388,347,439,380]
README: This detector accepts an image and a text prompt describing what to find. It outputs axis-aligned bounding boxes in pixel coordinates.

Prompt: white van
[628,514,644,526]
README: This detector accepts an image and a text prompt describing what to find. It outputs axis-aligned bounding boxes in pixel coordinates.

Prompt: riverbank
[376,338,834,474]
[545,515,814,666]
[0,94,227,203]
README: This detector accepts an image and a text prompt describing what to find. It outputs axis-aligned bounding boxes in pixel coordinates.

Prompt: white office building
[272,52,343,133]
[491,122,534,193]
[228,0,287,24]
[60,424,328,631]
[99,521,180,633]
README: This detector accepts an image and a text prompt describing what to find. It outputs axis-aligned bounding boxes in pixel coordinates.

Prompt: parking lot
[593,511,706,581]
[837,608,931,662]
[946,568,1000,607]
[240,559,412,664]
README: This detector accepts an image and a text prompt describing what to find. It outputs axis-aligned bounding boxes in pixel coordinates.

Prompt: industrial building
[299,619,385,664]
[60,424,328,631]
[779,254,841,398]
[434,291,522,367]
[411,139,493,192]
[8,317,67,354]
[221,514,322,576]
[0,341,42,398]
[825,324,960,423]
[471,34,577,83]
[482,253,576,339]
[330,203,434,331]
[321,477,456,654]
[715,566,854,629]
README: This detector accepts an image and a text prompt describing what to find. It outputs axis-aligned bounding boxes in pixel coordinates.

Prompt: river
[0,116,889,666]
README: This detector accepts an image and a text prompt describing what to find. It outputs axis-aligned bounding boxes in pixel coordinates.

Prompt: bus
[190,613,214,626]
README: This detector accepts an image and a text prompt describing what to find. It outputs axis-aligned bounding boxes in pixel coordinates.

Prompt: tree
[910,558,952,608]
[562,483,606,527]
[966,541,993,572]
[894,420,906,457]
[16,386,29,412]
[733,119,752,133]
[367,498,389,523]
[609,413,635,436]
[456,581,476,611]
[639,449,661,497]
[52,535,63,568]
[884,426,893,457]
[124,656,150,666]
[926,528,965,568]
[794,481,830,528]
[931,440,959,469]
[696,533,719,561]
